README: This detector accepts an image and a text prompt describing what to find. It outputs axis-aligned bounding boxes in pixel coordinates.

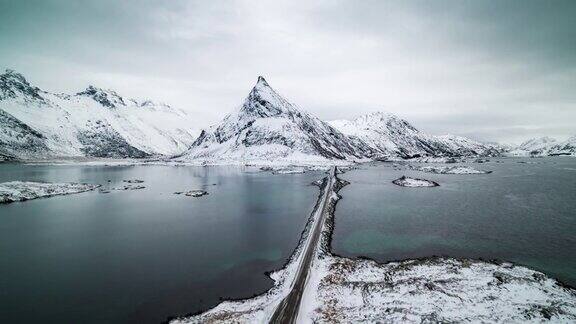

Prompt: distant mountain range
[508,136,576,157]
[1,70,571,163]
[0,69,197,161]
[328,112,502,159]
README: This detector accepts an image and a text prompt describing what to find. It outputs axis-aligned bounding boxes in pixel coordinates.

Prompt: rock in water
[392,176,439,187]
[174,190,208,197]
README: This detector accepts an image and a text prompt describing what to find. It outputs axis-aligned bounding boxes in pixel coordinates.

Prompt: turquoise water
[333,157,576,287]
[0,164,323,323]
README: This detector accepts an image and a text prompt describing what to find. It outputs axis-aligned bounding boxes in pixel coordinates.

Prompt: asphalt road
[270,167,337,324]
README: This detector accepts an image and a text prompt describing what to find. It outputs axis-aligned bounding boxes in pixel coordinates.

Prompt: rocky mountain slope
[329,112,502,159]
[0,69,197,160]
[174,77,371,164]
[509,136,576,157]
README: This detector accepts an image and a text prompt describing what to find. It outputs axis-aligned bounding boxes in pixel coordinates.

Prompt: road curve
[270,166,338,324]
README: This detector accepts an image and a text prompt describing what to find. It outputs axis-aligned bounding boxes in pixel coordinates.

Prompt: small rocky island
[392,176,439,187]
[174,190,208,197]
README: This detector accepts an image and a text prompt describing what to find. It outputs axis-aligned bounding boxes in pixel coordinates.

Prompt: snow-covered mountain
[1,70,514,164]
[549,136,576,156]
[329,112,502,159]
[176,78,502,165]
[0,69,197,160]
[508,137,558,157]
[509,136,576,157]
[174,77,371,164]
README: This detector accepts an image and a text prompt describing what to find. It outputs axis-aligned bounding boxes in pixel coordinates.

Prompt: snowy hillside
[509,136,575,157]
[508,137,558,156]
[0,69,197,160]
[329,112,502,159]
[174,77,371,165]
[549,135,576,156]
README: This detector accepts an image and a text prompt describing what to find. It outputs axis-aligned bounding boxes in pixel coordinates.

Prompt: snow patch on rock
[415,165,492,174]
[392,176,439,187]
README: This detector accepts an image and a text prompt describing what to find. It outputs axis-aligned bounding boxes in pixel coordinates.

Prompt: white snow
[305,256,576,323]
[0,181,100,203]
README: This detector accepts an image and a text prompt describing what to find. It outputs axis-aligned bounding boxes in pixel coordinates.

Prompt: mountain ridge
[509,136,576,157]
[6,70,566,164]
[176,77,502,164]
[0,69,198,160]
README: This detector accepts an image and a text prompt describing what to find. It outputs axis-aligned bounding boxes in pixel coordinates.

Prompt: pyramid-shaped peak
[238,75,298,119]
[256,76,268,86]
[252,76,274,93]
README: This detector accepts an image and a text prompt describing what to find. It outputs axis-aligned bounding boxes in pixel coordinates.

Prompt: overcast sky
[1,0,574,144]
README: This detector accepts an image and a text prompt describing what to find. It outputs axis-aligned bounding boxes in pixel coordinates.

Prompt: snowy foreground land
[0,181,100,203]
[172,169,576,323]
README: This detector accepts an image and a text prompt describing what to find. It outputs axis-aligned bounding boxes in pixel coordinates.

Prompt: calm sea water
[0,164,323,323]
[333,157,576,287]
[2,159,575,323]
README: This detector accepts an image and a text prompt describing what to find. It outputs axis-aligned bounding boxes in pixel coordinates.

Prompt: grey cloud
[0,0,574,142]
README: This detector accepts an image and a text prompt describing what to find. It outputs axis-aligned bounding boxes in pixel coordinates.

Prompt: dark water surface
[333,157,576,286]
[0,164,323,323]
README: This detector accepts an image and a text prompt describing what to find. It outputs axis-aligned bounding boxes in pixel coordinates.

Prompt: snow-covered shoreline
[412,165,493,174]
[0,181,100,203]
